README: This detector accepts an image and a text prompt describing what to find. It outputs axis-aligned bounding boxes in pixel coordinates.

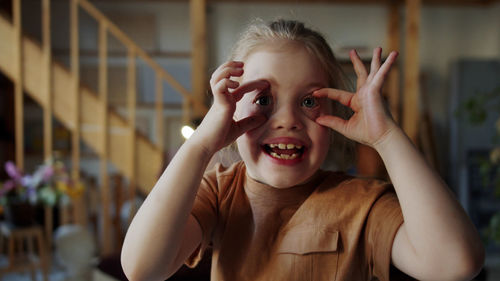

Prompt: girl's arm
[121,61,268,281]
[314,48,484,280]
[376,125,484,280]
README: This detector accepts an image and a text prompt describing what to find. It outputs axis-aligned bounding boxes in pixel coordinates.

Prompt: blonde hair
[229,19,356,170]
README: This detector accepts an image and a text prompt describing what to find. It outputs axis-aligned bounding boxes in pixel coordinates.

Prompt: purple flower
[5,161,22,181]
[27,186,37,203]
[21,175,35,189]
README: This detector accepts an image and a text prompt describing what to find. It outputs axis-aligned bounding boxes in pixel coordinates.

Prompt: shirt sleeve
[184,167,220,268]
[364,188,404,281]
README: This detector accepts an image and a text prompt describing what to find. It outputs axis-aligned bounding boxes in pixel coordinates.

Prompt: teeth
[267,143,303,149]
[269,152,299,160]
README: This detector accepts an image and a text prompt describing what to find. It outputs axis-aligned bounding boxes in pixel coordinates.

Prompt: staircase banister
[77,0,208,116]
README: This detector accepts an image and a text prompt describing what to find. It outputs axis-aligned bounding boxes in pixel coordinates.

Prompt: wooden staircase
[0,11,167,194]
[0,0,207,255]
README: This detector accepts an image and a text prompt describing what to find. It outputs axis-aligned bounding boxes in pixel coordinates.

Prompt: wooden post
[42,0,52,161]
[44,206,53,252]
[112,174,124,249]
[189,0,207,124]
[13,0,24,170]
[127,48,137,226]
[155,73,165,152]
[70,0,81,181]
[402,0,421,144]
[386,0,401,123]
[99,21,112,256]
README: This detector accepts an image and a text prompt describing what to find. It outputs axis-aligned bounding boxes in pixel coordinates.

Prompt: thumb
[229,115,267,140]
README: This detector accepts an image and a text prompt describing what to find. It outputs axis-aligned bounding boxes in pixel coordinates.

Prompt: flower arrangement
[0,159,84,208]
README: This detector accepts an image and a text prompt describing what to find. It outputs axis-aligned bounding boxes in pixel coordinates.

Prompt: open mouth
[262,143,305,160]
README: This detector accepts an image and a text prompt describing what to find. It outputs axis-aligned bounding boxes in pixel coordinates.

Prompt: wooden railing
[10,0,208,255]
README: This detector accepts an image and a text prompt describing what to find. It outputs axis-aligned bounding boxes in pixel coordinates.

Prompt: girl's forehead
[242,45,328,89]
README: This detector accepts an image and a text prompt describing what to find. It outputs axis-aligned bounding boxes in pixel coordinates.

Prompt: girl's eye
[255,95,271,106]
[302,96,318,108]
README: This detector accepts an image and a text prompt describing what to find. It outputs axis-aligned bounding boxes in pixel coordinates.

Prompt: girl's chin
[251,168,316,189]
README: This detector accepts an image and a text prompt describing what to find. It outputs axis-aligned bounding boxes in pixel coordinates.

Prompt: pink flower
[5,161,22,181]
[0,181,15,196]
[42,165,54,182]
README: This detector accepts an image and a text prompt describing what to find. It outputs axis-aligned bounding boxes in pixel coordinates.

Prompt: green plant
[458,86,500,245]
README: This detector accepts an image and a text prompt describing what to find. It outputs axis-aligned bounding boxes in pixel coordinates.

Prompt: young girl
[121,19,484,281]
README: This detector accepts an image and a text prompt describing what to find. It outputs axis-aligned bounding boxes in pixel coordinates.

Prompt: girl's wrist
[184,131,218,161]
[371,124,404,153]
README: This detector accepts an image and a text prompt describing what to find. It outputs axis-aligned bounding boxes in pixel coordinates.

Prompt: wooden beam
[42,0,54,249]
[99,21,112,256]
[90,0,500,5]
[386,0,401,123]
[127,48,137,226]
[402,0,421,144]
[71,0,81,181]
[43,0,53,161]
[13,0,24,170]
[189,0,207,122]
[155,73,165,151]
[44,206,53,254]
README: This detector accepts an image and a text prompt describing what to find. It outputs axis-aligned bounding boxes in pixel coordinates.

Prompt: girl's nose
[270,105,303,131]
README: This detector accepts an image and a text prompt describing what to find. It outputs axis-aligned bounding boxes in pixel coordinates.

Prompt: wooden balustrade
[70,0,81,182]
[126,48,137,228]
[42,0,52,161]
[13,0,23,171]
[6,0,210,256]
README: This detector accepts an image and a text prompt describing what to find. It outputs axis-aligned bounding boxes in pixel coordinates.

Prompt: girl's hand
[192,61,269,155]
[313,48,399,148]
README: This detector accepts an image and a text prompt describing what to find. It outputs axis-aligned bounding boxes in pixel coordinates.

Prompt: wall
[96,1,500,178]
[22,0,500,179]
[208,2,500,178]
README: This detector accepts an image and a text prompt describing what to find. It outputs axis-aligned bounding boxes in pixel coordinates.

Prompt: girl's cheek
[235,104,272,120]
[302,105,327,121]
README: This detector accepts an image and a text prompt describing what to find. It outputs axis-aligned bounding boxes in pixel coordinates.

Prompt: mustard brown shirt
[186,161,404,281]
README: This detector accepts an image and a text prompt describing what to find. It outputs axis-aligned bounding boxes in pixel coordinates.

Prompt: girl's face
[234,44,332,188]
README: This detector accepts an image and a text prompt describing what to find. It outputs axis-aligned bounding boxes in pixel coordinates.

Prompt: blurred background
[0,0,499,280]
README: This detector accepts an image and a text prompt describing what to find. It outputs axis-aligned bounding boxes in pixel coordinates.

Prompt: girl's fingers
[229,114,267,140]
[213,79,239,96]
[349,50,368,89]
[315,115,348,136]
[372,51,398,89]
[232,80,270,102]
[313,88,354,108]
[368,47,382,80]
[210,61,244,86]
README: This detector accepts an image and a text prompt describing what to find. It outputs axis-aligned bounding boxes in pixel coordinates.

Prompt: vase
[4,201,36,227]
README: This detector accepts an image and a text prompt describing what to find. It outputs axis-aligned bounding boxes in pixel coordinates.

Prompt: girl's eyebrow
[303,82,327,93]
[257,77,277,89]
